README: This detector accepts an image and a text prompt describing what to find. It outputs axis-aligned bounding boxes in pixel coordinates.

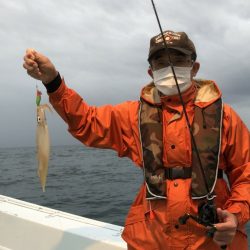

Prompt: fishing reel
[177,200,227,249]
[178,200,217,236]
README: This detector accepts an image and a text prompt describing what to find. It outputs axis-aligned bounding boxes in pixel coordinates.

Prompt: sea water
[0,145,249,247]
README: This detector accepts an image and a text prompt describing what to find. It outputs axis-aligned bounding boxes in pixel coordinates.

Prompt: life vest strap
[165,167,223,180]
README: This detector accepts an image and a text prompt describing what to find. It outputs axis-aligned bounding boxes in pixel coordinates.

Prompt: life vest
[139,97,223,200]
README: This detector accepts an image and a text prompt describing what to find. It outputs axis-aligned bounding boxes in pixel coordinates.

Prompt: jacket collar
[140,79,222,108]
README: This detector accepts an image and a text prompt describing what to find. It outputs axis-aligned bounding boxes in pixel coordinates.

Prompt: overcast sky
[0,0,249,148]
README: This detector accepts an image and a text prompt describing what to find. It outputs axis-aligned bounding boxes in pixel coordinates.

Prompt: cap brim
[169,47,192,55]
[148,45,192,61]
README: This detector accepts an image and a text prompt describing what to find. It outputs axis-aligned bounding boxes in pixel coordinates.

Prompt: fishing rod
[150,0,210,197]
[150,1,227,249]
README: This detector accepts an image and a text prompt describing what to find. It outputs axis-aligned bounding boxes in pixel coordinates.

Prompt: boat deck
[0,195,127,250]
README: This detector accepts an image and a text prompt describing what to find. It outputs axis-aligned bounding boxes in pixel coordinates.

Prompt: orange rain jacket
[48,78,250,250]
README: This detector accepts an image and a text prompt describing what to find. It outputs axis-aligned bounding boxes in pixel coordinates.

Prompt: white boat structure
[0,195,127,250]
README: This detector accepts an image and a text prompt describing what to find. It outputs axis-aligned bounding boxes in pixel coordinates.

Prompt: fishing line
[150,0,211,196]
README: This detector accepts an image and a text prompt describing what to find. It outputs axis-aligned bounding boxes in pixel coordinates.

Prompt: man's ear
[191,62,200,78]
[148,67,153,78]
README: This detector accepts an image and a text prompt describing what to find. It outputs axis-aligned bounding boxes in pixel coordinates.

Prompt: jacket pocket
[122,205,160,250]
[124,204,147,225]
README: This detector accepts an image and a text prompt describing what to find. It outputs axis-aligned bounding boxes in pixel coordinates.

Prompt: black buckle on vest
[165,167,223,180]
[166,167,191,180]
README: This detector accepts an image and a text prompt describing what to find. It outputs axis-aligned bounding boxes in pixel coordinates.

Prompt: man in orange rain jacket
[23,30,249,249]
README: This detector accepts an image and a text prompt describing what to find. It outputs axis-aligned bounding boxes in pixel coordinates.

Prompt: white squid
[36,104,51,192]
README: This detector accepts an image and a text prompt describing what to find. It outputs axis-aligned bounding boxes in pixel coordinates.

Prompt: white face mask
[152,66,192,96]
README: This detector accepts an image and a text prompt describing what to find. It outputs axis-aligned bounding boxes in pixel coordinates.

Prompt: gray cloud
[0,0,249,148]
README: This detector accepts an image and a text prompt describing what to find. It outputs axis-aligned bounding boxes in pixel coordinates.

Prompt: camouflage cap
[148,30,197,61]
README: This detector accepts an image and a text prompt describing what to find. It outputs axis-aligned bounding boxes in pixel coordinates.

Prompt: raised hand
[23,48,58,84]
